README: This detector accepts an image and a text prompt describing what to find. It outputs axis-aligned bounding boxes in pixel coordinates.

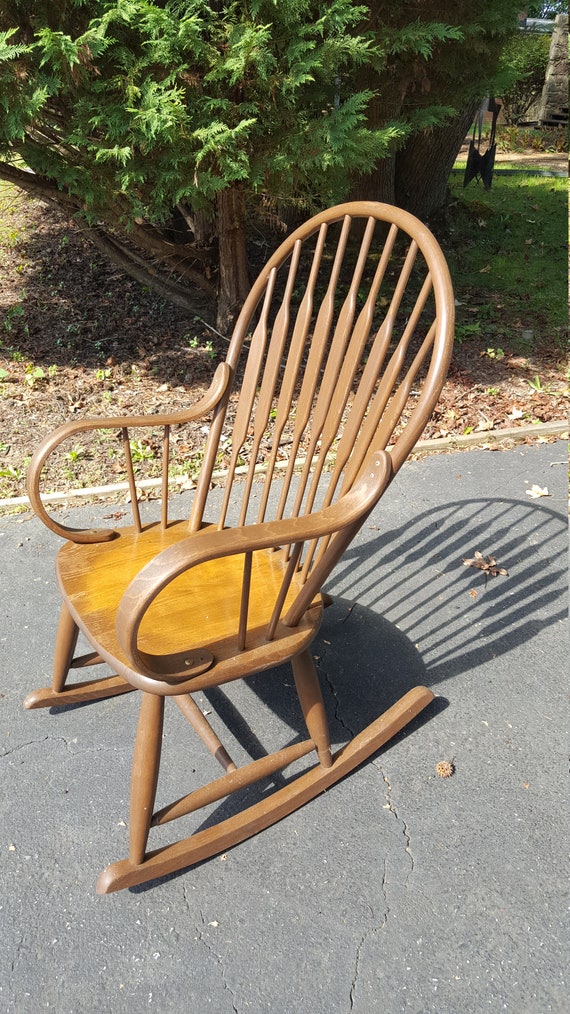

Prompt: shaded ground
[0,174,567,502]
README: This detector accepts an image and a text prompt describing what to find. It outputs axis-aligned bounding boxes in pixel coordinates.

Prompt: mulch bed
[0,191,567,505]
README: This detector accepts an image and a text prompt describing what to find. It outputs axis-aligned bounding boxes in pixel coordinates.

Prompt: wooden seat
[24,201,454,893]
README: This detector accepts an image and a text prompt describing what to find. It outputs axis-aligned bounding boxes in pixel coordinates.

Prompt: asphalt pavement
[1,440,567,1013]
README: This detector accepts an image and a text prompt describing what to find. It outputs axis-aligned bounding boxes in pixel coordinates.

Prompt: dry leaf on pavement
[462,550,509,579]
[526,484,551,498]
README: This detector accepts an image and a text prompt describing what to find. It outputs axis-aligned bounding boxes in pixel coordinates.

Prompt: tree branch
[0,160,217,309]
[81,224,216,308]
[0,160,81,210]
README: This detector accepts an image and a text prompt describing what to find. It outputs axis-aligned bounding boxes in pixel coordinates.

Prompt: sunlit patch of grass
[445,174,567,346]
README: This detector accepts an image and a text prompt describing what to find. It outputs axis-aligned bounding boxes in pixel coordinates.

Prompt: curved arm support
[26,362,232,543]
[116,449,393,682]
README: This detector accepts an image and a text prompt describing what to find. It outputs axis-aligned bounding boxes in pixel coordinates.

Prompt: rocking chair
[25,201,454,893]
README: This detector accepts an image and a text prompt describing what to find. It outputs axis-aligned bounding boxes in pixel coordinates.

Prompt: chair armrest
[116,449,393,682]
[26,362,232,543]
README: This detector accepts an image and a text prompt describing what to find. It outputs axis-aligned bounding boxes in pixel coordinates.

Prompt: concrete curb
[0,420,566,511]
[411,418,568,453]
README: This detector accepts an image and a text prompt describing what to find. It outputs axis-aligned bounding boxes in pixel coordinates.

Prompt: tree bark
[348,86,400,206]
[350,152,396,206]
[394,99,481,218]
[215,185,251,337]
[0,159,80,210]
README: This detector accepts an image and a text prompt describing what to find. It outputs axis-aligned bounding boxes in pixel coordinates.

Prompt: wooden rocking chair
[25,202,454,893]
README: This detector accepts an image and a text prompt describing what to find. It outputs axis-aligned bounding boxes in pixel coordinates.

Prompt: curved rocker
[23,202,454,891]
[97,686,433,894]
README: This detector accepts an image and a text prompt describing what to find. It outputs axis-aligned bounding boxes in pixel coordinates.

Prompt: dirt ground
[0,169,568,504]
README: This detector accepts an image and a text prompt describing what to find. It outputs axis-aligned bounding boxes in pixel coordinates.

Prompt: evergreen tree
[0,0,401,330]
[0,1,524,326]
[350,0,524,216]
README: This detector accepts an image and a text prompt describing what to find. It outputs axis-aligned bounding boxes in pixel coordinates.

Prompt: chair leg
[23,601,136,710]
[23,602,79,709]
[52,602,80,693]
[129,693,165,866]
[291,649,333,768]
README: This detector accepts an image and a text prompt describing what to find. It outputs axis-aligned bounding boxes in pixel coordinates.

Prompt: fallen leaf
[126,487,146,503]
[526,484,551,498]
[462,550,509,580]
[507,407,524,420]
[479,264,492,273]
[469,588,478,599]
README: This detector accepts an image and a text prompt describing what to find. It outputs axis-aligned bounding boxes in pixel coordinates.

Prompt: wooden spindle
[122,427,142,533]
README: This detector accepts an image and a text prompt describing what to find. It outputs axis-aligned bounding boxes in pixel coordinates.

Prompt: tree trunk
[83,225,215,312]
[348,86,400,206]
[394,99,481,218]
[350,152,396,206]
[215,185,251,337]
[0,159,81,211]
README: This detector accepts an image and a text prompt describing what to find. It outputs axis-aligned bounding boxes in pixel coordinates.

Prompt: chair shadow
[206,494,565,750]
[128,494,565,891]
[329,495,566,684]
[130,606,434,892]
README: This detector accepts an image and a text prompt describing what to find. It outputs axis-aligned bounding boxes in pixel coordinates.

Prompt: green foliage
[382,21,464,59]
[499,32,550,124]
[0,0,534,318]
[496,124,567,152]
[0,0,395,221]
[364,0,524,117]
[0,1,497,224]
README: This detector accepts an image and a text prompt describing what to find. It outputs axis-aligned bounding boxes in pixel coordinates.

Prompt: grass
[444,173,568,349]
[0,181,30,248]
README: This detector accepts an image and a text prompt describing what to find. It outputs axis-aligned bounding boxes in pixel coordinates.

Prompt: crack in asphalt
[375,762,415,875]
[349,766,416,1009]
[316,660,355,739]
[315,601,358,739]
[349,933,366,1011]
[1,735,61,757]
[1,735,116,758]
[187,901,239,1013]
[349,882,388,1011]
[316,604,411,1013]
